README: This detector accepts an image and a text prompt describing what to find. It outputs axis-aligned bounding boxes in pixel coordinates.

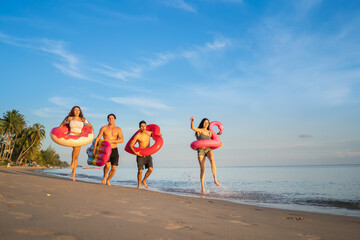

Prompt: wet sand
[0,167,359,240]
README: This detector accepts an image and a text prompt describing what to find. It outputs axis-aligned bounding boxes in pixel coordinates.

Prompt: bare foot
[201,189,205,194]
[137,185,141,189]
[142,181,148,188]
[214,180,221,186]
[102,178,106,184]
[106,180,111,186]
[71,171,75,182]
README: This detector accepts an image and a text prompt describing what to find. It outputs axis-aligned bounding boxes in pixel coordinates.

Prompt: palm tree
[0,110,26,162]
[16,123,46,164]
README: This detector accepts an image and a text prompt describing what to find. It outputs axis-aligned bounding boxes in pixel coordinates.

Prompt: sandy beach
[0,167,359,240]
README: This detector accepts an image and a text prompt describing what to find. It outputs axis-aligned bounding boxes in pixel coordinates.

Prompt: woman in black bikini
[190,117,221,194]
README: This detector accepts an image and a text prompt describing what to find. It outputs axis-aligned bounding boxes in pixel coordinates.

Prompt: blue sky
[1,0,359,167]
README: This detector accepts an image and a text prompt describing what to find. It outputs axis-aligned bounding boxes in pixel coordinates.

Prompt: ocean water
[40,165,360,218]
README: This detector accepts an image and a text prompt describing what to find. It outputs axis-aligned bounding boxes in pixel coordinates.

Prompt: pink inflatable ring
[50,123,94,147]
[190,121,223,150]
[125,124,163,156]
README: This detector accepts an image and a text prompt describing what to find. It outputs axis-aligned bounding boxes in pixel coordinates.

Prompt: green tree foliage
[15,123,46,164]
[0,109,65,167]
[0,110,26,162]
[39,146,69,167]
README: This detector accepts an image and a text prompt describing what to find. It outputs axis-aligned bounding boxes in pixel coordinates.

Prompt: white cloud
[205,38,230,51]
[336,151,360,158]
[32,107,67,118]
[294,0,322,13]
[231,16,360,107]
[317,87,351,106]
[160,0,196,12]
[0,32,86,80]
[1,32,231,86]
[111,97,171,110]
[147,52,175,67]
[85,5,158,22]
[32,97,79,117]
[49,97,79,108]
[93,52,174,82]
[182,37,231,62]
[93,64,142,81]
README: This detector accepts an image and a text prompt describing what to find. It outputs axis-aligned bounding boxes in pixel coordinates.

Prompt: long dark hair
[198,118,209,130]
[65,106,85,122]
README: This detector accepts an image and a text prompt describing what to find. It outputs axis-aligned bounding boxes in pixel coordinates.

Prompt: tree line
[0,109,68,167]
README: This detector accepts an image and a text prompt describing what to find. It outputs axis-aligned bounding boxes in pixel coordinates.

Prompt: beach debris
[46,194,51,197]
[9,204,16,208]
[286,216,306,221]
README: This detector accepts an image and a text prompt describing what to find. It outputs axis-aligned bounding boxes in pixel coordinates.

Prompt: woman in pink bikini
[60,106,93,181]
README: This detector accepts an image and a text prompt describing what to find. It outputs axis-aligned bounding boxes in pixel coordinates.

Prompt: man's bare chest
[104,128,118,139]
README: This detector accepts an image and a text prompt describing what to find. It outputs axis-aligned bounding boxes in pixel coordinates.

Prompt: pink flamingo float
[190,121,224,150]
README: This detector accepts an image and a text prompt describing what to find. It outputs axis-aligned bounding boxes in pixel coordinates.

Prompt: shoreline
[1,167,360,240]
[40,166,360,218]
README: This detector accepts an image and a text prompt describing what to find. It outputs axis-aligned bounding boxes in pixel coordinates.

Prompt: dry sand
[0,167,359,240]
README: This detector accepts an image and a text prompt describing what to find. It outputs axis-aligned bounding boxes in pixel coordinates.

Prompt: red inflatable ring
[50,123,94,147]
[124,124,163,156]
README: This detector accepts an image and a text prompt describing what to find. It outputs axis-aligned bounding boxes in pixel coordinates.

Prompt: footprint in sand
[64,211,94,219]
[181,200,199,210]
[9,211,33,220]
[126,218,148,223]
[116,198,129,204]
[140,206,152,210]
[2,198,25,205]
[129,210,148,217]
[228,220,253,226]
[52,235,79,240]
[297,233,321,240]
[166,222,192,230]
[228,215,253,226]
[15,228,55,236]
[181,200,192,206]
[103,215,124,219]
[29,202,52,209]
[99,210,124,219]
[126,211,149,223]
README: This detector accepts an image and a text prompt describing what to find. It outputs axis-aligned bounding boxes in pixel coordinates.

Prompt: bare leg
[198,155,206,194]
[137,169,143,189]
[106,165,117,186]
[102,162,111,184]
[207,151,220,186]
[71,147,81,182]
[142,167,153,188]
